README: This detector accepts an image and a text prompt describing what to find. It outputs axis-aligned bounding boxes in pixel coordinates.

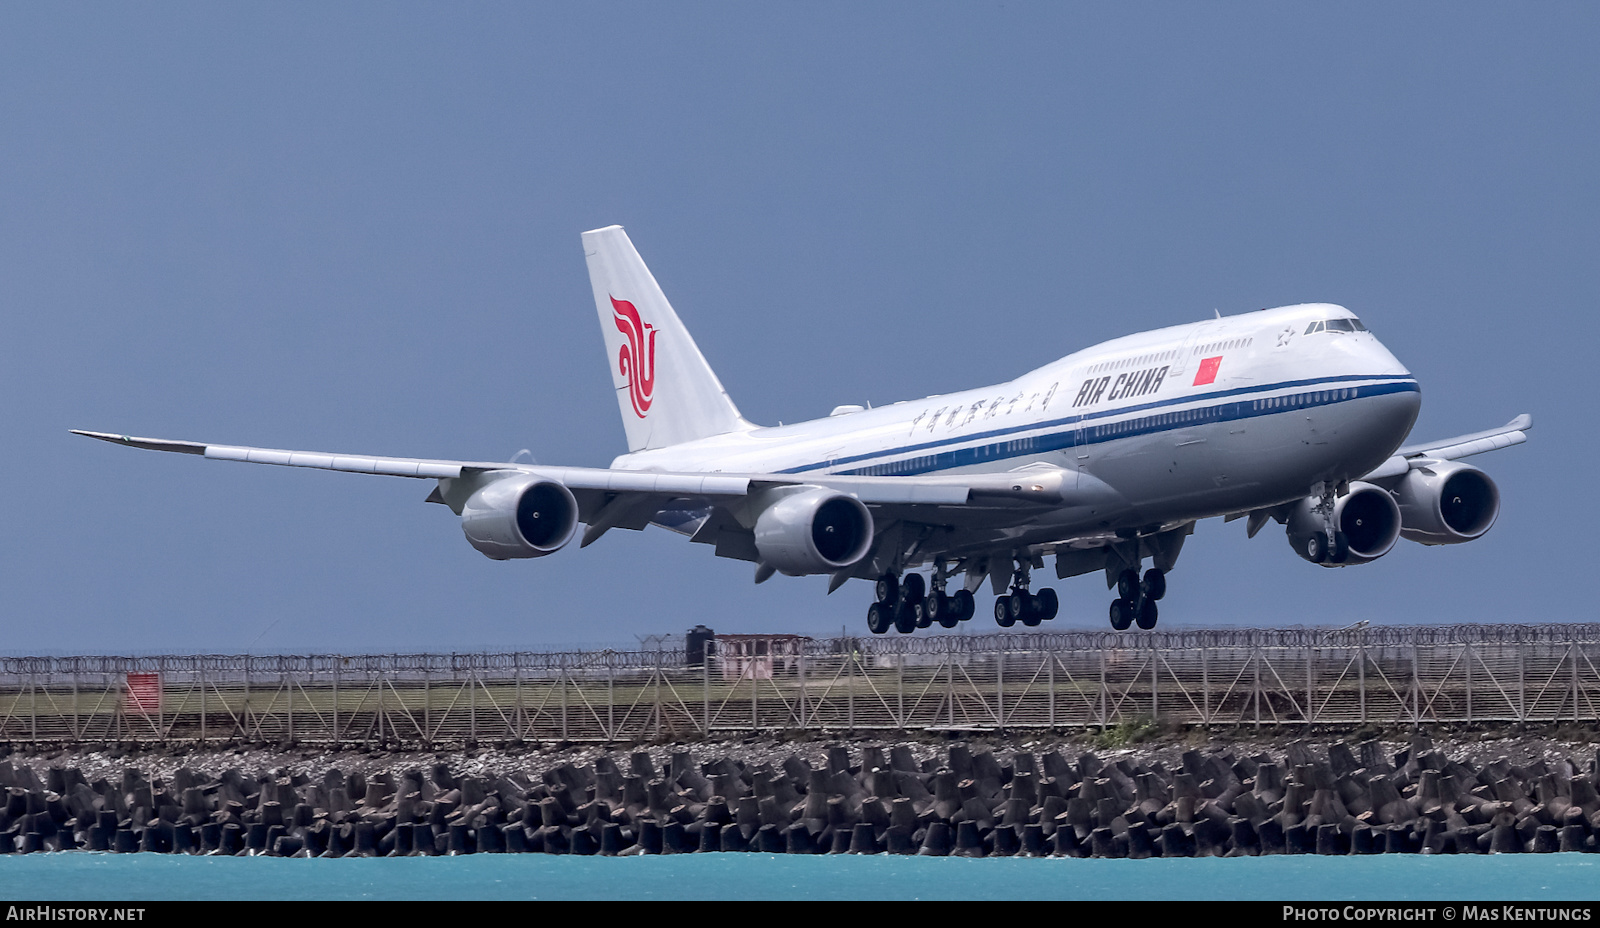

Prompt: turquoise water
[1,854,1598,900]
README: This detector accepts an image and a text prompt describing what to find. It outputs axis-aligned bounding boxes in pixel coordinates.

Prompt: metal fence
[3,624,1600,745]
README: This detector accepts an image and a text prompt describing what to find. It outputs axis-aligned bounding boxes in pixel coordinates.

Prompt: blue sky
[3,3,1594,653]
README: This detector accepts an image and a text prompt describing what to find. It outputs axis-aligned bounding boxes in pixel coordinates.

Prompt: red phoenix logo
[611,296,657,418]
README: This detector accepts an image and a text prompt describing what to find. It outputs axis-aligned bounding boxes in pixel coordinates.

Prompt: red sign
[1193,356,1223,386]
[125,673,161,715]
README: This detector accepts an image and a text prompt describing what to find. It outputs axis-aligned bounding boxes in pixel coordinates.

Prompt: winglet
[70,430,208,455]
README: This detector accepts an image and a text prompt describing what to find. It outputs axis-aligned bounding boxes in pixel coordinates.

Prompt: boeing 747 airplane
[75,225,1530,633]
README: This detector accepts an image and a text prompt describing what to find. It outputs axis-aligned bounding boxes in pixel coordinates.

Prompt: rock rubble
[3,732,1599,857]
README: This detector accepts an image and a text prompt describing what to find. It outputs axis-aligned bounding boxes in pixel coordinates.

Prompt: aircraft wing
[70,429,1071,516]
[1359,414,1532,482]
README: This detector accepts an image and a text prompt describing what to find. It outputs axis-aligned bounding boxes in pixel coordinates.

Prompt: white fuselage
[613,303,1421,559]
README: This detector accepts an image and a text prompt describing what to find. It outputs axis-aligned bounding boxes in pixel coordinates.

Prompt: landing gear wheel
[866,602,892,635]
[1117,569,1141,602]
[952,589,975,622]
[1109,599,1134,631]
[915,601,933,629]
[1141,569,1166,601]
[1022,603,1043,628]
[1305,534,1328,564]
[994,598,1016,628]
[926,591,948,624]
[900,573,926,603]
[1008,591,1032,624]
[1135,598,1159,630]
[894,601,919,634]
[1034,588,1059,621]
[876,574,899,604]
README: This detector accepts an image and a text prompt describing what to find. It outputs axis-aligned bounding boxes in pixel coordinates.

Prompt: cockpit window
[1305,317,1368,335]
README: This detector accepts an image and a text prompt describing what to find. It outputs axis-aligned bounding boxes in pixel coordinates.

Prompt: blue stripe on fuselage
[779,375,1419,477]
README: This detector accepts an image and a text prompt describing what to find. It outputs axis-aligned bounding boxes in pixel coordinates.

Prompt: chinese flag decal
[1193,356,1222,386]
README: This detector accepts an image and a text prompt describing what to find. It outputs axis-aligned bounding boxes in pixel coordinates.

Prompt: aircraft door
[1170,320,1219,382]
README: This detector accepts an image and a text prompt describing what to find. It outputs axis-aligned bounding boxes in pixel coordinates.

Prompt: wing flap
[202,443,465,478]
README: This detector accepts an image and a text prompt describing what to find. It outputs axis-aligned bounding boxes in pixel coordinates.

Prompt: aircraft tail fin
[582,225,753,452]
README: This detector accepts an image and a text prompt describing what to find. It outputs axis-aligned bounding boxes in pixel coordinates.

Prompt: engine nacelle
[1393,461,1500,545]
[753,488,874,577]
[1286,481,1402,567]
[460,475,579,560]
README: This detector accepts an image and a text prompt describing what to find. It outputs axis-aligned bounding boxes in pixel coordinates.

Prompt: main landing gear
[1108,567,1166,631]
[1303,481,1350,565]
[865,565,976,635]
[992,558,1059,629]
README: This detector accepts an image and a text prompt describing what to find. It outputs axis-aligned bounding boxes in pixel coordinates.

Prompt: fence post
[376,662,385,745]
[286,663,294,744]
[1306,645,1314,728]
[331,660,339,746]
[1099,648,1107,729]
[995,647,1003,728]
[1253,647,1261,730]
[158,656,167,742]
[1151,638,1159,725]
[848,648,855,731]
[1358,640,1366,725]
[1464,640,1472,725]
[1519,643,1526,724]
[1573,636,1580,724]
[1201,643,1210,726]
[1411,641,1420,726]
[798,648,806,729]
[1048,652,1055,729]
[243,655,251,742]
[897,652,904,729]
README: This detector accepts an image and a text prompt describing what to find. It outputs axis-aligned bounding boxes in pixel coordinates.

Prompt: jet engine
[460,474,579,560]
[1286,481,1402,566]
[753,488,874,576]
[1392,461,1500,545]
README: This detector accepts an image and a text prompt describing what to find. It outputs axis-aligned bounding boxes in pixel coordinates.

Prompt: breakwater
[3,732,1598,857]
